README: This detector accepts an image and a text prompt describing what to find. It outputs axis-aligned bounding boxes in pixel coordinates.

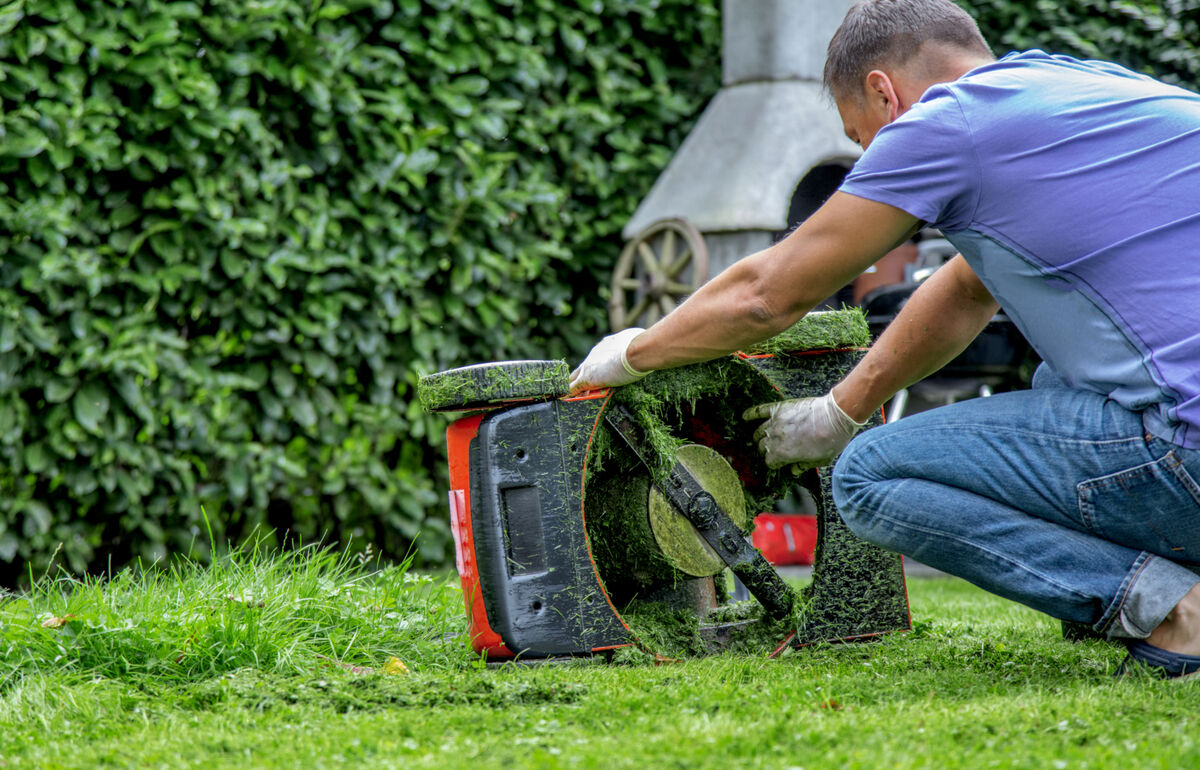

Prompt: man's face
[835,90,890,150]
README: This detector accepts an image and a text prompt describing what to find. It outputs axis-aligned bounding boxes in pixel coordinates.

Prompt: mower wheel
[417,360,571,412]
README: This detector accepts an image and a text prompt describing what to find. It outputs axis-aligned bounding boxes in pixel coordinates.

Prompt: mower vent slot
[501,485,546,576]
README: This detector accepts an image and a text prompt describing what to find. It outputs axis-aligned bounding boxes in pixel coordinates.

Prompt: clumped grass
[2,554,1200,769]
[742,308,871,354]
[0,541,467,690]
[416,360,570,412]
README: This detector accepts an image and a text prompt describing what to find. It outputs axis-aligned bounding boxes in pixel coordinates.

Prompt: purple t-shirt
[841,50,1200,448]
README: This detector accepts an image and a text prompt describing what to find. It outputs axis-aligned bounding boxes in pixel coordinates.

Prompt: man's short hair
[824,0,993,102]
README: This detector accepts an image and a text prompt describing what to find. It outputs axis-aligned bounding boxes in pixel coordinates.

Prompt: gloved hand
[742,392,868,470]
[568,327,648,392]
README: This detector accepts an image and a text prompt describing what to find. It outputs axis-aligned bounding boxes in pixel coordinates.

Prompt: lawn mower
[418,311,910,660]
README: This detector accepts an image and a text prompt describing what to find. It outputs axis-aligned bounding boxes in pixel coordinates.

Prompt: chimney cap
[623,81,860,237]
[723,0,859,85]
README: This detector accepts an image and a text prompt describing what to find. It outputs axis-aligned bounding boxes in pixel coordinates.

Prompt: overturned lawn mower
[419,310,910,662]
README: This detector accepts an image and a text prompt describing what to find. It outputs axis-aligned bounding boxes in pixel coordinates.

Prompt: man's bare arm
[832,254,1000,423]
[623,192,921,372]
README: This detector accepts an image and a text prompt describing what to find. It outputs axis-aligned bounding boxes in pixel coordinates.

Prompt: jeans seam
[1077,485,1096,532]
[1096,552,1150,636]
[1163,450,1200,507]
[866,507,1093,601]
[860,424,1145,450]
[1085,463,1157,491]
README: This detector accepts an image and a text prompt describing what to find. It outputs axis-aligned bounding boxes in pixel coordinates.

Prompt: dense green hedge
[965,0,1200,90]
[0,0,721,579]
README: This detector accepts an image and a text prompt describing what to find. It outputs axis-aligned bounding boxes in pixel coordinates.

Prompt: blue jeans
[832,367,1200,639]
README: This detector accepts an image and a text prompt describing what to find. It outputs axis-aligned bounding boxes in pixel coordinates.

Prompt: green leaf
[72,383,110,435]
[44,378,76,403]
[0,533,18,562]
[228,460,249,501]
[21,501,52,536]
[24,442,52,473]
[0,133,49,159]
[0,7,25,36]
[451,75,490,95]
[113,375,155,424]
[289,396,317,430]
[271,365,298,399]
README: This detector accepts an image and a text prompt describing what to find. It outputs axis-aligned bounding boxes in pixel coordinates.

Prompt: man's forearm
[624,248,807,372]
[832,255,1000,423]
[623,193,922,374]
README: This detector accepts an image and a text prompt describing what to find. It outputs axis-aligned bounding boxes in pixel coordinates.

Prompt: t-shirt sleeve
[838,87,979,233]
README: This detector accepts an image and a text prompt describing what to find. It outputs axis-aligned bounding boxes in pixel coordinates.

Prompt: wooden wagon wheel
[609,218,709,330]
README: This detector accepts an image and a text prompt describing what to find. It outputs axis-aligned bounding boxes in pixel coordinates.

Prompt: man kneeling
[570,0,1200,678]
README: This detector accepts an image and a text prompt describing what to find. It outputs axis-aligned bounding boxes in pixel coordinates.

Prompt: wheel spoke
[666,281,693,295]
[627,296,652,324]
[659,296,676,315]
[644,305,660,325]
[637,242,663,277]
[666,250,692,278]
[619,279,641,290]
[660,229,676,264]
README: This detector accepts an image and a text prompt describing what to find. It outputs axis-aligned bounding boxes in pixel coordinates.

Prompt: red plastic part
[446,413,513,659]
[446,389,623,659]
[751,513,818,566]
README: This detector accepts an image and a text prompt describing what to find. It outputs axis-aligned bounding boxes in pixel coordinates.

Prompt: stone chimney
[623,0,860,273]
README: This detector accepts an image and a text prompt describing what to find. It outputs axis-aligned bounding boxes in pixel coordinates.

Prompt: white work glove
[742,392,868,470]
[568,327,649,392]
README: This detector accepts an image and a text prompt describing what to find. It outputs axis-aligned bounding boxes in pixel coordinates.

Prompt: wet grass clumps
[741,309,870,355]
[416,360,570,412]
[583,310,909,656]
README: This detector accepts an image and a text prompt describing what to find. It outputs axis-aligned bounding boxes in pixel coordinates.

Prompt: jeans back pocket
[1077,448,1200,565]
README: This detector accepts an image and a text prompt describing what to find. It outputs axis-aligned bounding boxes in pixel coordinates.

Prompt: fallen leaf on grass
[383,657,410,675]
[818,698,843,711]
[312,654,410,676]
[40,615,76,629]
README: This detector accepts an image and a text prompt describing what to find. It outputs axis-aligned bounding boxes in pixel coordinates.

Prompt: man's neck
[900,46,996,106]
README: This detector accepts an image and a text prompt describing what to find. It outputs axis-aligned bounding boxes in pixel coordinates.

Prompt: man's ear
[865,70,902,122]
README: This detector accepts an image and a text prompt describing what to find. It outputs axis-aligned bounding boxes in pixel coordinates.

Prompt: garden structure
[418,310,911,660]
[610,0,861,330]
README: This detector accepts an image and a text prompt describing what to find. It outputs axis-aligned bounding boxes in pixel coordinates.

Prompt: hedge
[0,0,721,580]
[965,0,1200,90]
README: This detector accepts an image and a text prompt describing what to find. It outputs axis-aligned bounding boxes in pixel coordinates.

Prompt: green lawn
[0,547,1196,769]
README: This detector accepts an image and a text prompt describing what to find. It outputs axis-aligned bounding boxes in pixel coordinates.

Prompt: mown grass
[0,546,1197,769]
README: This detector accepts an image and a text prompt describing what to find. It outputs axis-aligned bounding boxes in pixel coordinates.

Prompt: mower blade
[603,404,795,619]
